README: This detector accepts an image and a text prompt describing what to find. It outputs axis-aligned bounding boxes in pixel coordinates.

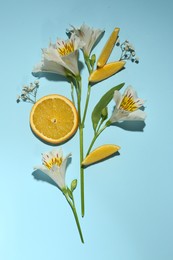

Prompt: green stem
[81,55,93,127]
[74,77,85,217]
[64,193,84,243]
[95,117,105,133]
[72,201,84,243]
[86,124,108,156]
[86,134,98,156]
[81,84,91,126]
[75,54,94,217]
[79,125,85,217]
[70,81,75,105]
[84,55,92,74]
[75,77,82,121]
[78,56,94,217]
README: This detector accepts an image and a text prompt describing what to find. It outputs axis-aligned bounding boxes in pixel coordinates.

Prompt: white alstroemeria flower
[33,35,84,77]
[34,149,71,190]
[70,24,104,57]
[109,86,146,123]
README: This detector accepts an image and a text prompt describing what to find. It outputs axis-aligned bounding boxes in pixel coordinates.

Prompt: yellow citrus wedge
[97,28,120,68]
[30,94,78,144]
[82,144,120,166]
[89,61,125,83]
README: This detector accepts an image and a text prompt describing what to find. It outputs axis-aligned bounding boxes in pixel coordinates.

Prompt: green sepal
[71,179,77,192]
[91,83,125,131]
[62,187,67,195]
[67,187,73,199]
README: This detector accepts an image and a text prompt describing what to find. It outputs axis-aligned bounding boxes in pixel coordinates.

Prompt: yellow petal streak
[97,28,120,68]
[120,94,138,112]
[82,144,120,166]
[89,61,125,83]
[57,41,75,56]
[44,156,63,169]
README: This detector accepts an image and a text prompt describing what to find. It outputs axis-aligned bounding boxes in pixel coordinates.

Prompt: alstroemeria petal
[33,59,66,76]
[124,86,138,99]
[113,90,122,108]
[51,148,63,159]
[124,86,145,107]
[121,109,146,121]
[80,24,104,56]
[50,153,71,189]
[110,108,129,123]
[34,165,50,175]
[59,153,71,179]
[61,50,80,76]
[120,86,145,111]
[34,164,64,189]
[43,44,61,63]
[44,44,79,75]
[56,34,85,54]
[51,165,65,189]
[70,23,104,56]
[33,165,62,187]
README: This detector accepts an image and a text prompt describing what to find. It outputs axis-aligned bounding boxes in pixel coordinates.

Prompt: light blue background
[0,0,173,259]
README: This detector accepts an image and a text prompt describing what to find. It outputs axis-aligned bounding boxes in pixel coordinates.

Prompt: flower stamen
[43,156,63,169]
[57,40,75,56]
[120,94,138,112]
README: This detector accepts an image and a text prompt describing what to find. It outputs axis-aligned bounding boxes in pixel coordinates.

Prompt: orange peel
[30,94,78,144]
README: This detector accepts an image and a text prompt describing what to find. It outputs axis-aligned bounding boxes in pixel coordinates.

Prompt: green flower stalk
[33,148,84,243]
[69,24,104,216]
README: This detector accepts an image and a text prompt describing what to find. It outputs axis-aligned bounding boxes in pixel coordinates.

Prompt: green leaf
[91,83,125,131]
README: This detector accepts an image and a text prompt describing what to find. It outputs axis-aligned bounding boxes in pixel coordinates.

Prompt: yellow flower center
[57,41,75,56]
[44,157,63,169]
[120,94,138,112]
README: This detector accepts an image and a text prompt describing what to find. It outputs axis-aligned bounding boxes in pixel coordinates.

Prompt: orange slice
[82,144,120,166]
[30,94,78,144]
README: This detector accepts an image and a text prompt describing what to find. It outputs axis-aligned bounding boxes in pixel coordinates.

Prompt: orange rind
[30,94,78,144]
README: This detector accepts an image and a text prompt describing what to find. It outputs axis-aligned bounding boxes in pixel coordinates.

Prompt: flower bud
[101,107,108,120]
[71,179,77,192]
[90,54,96,67]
